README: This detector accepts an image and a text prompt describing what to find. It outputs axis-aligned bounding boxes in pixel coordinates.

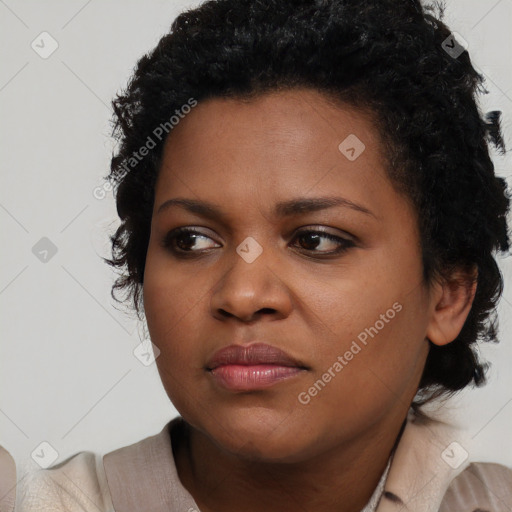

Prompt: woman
[18,0,512,510]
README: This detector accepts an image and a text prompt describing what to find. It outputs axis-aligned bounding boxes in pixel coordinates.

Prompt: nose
[209,249,293,324]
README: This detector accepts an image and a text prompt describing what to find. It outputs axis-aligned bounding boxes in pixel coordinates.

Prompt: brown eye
[162,228,220,254]
[292,230,355,255]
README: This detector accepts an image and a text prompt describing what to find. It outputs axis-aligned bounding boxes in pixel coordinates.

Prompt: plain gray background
[1,0,511,474]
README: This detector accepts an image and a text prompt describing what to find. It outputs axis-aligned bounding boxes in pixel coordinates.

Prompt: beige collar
[104,418,199,511]
[375,408,471,512]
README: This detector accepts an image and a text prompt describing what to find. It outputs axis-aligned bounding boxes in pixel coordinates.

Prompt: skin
[142,88,476,512]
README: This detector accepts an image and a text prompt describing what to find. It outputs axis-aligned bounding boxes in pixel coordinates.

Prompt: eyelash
[161,227,355,257]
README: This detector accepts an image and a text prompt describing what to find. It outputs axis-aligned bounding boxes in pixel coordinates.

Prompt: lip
[206,343,308,391]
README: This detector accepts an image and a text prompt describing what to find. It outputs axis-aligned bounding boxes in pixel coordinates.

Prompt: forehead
[154,88,404,223]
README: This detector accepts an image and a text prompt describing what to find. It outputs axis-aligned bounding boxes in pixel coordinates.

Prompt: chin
[189,405,319,464]
[212,429,311,464]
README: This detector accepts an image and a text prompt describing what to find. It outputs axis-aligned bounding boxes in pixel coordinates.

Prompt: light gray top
[15,412,512,511]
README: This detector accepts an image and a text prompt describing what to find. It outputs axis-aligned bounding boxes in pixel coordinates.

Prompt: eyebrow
[157,196,376,219]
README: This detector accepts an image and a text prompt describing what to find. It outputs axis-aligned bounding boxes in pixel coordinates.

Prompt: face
[143,88,434,463]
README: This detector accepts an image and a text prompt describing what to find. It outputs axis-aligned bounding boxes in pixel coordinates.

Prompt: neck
[173,414,407,512]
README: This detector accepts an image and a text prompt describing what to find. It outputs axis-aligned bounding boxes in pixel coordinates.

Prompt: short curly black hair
[104,0,510,404]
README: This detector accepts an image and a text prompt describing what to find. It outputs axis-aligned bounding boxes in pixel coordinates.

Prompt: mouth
[206,343,309,392]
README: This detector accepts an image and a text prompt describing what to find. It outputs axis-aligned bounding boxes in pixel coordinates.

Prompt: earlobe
[425,267,478,347]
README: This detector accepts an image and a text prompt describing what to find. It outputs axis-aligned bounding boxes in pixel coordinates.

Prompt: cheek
[298,265,429,412]
[300,264,410,355]
[307,295,421,416]
[142,255,205,368]
[143,266,209,414]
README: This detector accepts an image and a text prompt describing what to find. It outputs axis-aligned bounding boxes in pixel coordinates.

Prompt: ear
[425,266,478,346]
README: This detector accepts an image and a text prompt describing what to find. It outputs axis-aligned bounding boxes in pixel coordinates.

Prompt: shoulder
[102,419,197,510]
[16,451,113,512]
[440,462,512,512]
[14,420,180,512]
